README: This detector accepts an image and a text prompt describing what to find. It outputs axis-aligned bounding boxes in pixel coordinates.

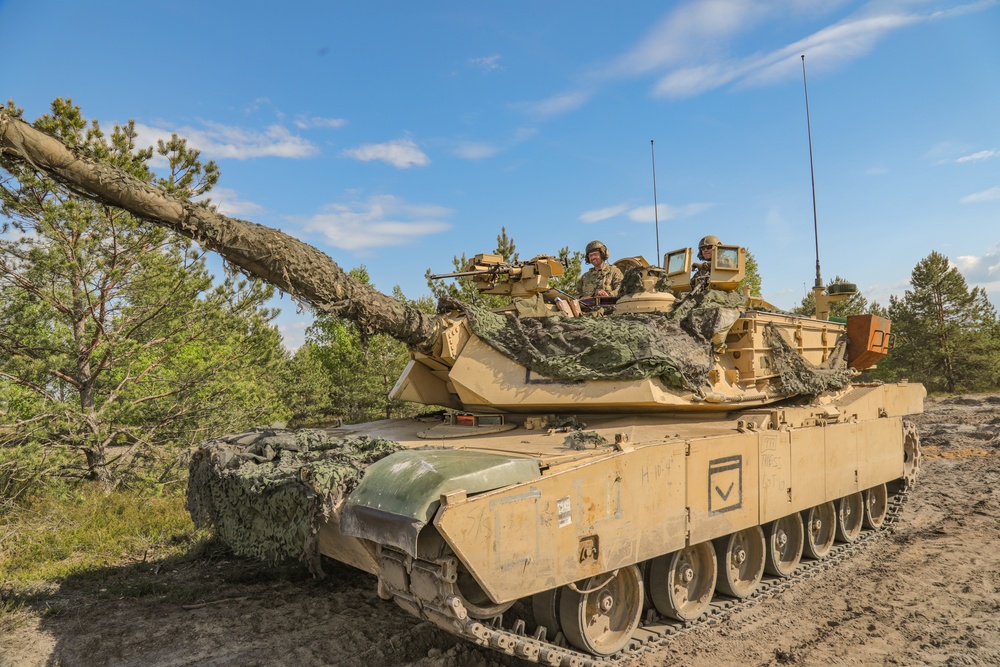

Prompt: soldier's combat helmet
[585,240,609,263]
[698,235,721,250]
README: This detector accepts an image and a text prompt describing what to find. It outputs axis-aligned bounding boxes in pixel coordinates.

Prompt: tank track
[382,486,910,667]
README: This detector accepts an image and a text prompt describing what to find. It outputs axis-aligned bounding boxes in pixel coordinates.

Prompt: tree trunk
[83,445,111,486]
[0,110,442,352]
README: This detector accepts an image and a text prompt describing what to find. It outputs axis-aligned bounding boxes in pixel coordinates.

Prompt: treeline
[795,256,1000,392]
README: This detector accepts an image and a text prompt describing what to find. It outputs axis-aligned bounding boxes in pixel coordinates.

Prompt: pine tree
[739,251,763,298]
[308,267,426,423]
[793,275,869,318]
[877,251,999,392]
[549,246,584,296]
[0,99,286,485]
[425,226,521,308]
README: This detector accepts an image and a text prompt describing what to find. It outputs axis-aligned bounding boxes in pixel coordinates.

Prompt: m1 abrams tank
[0,111,924,666]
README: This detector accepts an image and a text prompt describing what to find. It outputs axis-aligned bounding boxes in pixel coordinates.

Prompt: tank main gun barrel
[0,109,442,352]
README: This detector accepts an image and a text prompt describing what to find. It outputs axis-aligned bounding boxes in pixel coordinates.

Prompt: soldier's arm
[608,266,624,297]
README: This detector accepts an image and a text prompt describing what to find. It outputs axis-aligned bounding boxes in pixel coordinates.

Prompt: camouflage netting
[564,431,610,450]
[763,322,853,395]
[186,429,400,574]
[440,281,748,392]
[440,273,854,397]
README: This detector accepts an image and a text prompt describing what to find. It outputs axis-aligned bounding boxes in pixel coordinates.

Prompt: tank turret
[0,109,924,663]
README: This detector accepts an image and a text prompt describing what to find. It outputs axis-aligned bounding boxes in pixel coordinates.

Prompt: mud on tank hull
[321,381,924,661]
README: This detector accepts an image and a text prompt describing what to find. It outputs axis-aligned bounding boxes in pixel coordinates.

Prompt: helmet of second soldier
[585,240,609,263]
[698,235,721,250]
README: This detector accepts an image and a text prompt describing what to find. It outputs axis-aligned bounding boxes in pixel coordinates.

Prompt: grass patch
[0,597,29,634]
[0,484,207,590]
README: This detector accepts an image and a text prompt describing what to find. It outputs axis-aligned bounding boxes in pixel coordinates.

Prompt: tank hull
[323,382,923,660]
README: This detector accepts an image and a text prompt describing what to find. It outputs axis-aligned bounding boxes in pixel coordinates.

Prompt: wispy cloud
[519,0,991,116]
[960,185,1000,204]
[515,90,592,119]
[580,204,632,224]
[450,128,537,161]
[453,141,499,160]
[956,149,999,163]
[653,8,923,98]
[134,121,318,161]
[342,138,430,168]
[580,201,714,224]
[305,194,451,249]
[293,116,348,130]
[469,55,503,73]
[203,187,264,217]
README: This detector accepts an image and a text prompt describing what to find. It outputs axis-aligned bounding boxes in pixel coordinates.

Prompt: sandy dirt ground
[2,393,998,667]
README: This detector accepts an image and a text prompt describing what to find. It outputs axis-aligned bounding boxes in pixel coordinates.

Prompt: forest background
[1,102,998,632]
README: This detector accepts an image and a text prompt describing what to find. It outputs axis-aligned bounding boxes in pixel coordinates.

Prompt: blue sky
[3,0,999,349]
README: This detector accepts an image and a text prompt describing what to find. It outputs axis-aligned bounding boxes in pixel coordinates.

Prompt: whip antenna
[651,139,661,265]
[801,54,822,289]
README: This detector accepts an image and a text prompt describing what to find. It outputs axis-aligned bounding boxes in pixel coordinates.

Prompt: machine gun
[430,253,566,299]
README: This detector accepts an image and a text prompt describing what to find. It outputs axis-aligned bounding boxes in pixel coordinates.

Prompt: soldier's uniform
[577,264,624,298]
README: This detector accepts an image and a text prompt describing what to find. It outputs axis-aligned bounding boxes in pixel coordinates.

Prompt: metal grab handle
[567,569,619,594]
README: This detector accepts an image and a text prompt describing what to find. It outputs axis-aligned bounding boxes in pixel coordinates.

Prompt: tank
[1,111,925,665]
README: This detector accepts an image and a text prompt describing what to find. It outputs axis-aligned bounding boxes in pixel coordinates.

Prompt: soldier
[576,240,624,298]
[697,235,721,264]
[691,234,720,290]
[694,234,737,269]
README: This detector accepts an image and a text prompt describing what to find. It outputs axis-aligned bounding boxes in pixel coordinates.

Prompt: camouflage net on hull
[441,286,749,392]
[186,430,399,574]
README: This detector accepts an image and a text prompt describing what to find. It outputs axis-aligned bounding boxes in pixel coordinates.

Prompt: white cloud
[278,319,309,352]
[580,204,631,224]
[655,10,922,98]
[865,165,888,176]
[655,63,736,98]
[580,202,715,224]
[451,128,536,161]
[516,91,592,119]
[956,149,999,163]
[960,185,1000,204]
[522,0,988,116]
[611,0,776,77]
[469,55,503,73]
[341,138,430,168]
[629,202,716,222]
[293,116,348,130]
[305,194,452,249]
[955,244,1000,282]
[204,187,264,217]
[453,141,499,160]
[512,127,539,143]
[134,121,318,161]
